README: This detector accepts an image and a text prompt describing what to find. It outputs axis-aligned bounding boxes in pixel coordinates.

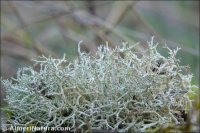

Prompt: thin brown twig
[131,7,166,47]
[3,2,136,52]
[129,7,199,57]
[104,1,138,35]
[7,1,58,58]
[3,1,111,36]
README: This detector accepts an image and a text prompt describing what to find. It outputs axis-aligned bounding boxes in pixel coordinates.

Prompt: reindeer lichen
[1,37,197,132]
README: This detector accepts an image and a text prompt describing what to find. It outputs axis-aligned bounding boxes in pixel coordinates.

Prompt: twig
[7,1,58,58]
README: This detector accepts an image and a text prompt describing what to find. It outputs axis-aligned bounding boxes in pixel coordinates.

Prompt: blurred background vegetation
[1,1,199,83]
[0,1,199,131]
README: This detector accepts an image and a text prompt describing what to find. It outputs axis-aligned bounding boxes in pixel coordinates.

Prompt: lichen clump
[1,37,195,132]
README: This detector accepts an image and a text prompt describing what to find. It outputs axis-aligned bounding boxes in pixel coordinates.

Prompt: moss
[1,37,198,132]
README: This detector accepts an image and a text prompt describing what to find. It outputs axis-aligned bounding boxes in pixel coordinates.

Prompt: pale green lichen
[1,37,197,132]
